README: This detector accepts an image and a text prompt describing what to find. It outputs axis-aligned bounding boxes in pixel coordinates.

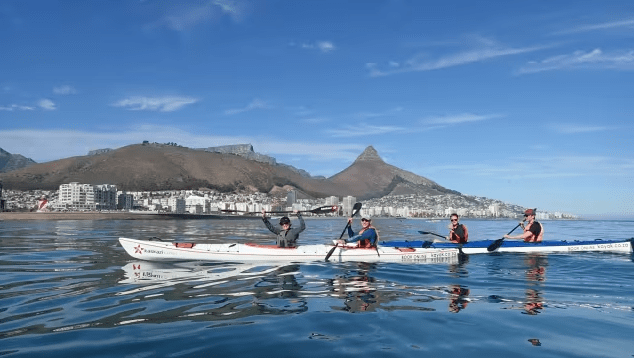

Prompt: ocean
[1,218,632,357]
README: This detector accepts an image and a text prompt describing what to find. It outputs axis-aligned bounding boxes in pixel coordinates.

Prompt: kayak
[119,237,459,264]
[380,238,634,254]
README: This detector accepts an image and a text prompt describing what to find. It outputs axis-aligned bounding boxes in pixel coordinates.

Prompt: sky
[1,0,633,217]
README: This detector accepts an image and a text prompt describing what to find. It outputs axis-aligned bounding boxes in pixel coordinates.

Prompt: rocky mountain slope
[0,143,458,200]
[0,148,36,173]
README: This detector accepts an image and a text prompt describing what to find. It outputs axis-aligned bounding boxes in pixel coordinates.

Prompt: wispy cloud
[0,125,365,165]
[224,98,271,115]
[53,85,77,95]
[354,107,404,119]
[146,0,246,32]
[552,124,614,134]
[368,37,545,76]
[291,41,336,53]
[38,99,57,111]
[0,104,35,111]
[518,48,634,74]
[554,18,634,35]
[326,123,407,137]
[113,96,198,112]
[424,113,502,125]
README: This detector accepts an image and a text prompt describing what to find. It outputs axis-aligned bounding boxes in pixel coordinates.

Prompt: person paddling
[262,209,306,248]
[447,213,468,244]
[504,208,543,243]
[337,213,378,248]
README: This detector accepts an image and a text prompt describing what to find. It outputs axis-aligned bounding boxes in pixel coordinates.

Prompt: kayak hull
[381,238,634,254]
[119,237,459,264]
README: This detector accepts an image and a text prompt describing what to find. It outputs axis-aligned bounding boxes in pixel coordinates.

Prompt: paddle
[418,230,464,254]
[486,222,524,252]
[418,230,447,240]
[325,202,362,262]
[222,206,337,215]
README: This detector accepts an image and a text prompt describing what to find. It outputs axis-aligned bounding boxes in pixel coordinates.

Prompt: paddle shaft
[487,222,523,252]
[325,203,362,261]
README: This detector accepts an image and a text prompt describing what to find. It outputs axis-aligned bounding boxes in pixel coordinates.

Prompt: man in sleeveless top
[504,208,544,243]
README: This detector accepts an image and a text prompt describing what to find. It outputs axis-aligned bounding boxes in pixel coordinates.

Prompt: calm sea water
[1,218,632,358]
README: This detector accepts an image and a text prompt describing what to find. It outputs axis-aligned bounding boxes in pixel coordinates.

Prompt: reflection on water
[523,254,547,315]
[1,219,633,358]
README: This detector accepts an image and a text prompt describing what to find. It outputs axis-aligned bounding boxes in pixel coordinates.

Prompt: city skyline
[1,1,633,217]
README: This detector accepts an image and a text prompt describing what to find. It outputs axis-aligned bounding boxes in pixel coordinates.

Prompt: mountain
[329,146,459,199]
[0,143,456,200]
[0,148,37,173]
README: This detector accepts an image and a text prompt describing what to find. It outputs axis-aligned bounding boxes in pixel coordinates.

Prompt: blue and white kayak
[119,237,458,264]
[380,238,633,254]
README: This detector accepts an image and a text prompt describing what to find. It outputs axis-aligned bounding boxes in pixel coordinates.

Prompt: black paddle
[325,202,362,262]
[418,231,464,254]
[222,205,337,215]
[486,222,523,252]
[418,230,447,240]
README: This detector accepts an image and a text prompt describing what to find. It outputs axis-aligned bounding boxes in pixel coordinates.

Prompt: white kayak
[119,237,459,264]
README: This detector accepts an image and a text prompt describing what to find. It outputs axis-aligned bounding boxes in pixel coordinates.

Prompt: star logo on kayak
[134,245,143,254]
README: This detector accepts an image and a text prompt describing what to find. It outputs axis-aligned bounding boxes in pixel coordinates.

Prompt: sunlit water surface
[1,218,633,357]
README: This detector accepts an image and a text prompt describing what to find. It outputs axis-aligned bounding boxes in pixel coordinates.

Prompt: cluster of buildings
[0,182,575,219]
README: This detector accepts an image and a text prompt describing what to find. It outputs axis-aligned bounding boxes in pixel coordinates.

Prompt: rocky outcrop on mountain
[0,148,37,173]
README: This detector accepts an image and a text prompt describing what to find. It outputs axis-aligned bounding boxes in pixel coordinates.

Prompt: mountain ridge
[0,143,458,201]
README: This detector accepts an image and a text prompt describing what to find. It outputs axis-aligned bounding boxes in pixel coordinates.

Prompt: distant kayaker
[447,213,468,244]
[338,214,378,248]
[261,210,306,248]
[504,208,543,243]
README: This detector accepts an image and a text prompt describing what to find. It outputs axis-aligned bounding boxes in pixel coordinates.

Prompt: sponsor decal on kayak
[567,242,630,252]
[400,250,457,262]
[133,244,165,255]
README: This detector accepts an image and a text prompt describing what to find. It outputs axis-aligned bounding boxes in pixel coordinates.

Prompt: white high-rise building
[58,182,96,211]
[342,196,357,216]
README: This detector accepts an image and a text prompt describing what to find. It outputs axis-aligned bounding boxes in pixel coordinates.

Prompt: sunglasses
[361,219,370,222]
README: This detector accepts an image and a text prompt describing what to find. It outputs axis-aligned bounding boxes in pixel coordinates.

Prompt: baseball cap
[524,208,536,216]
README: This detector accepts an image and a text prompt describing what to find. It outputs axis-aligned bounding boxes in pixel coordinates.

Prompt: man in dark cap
[262,209,306,247]
[504,208,543,243]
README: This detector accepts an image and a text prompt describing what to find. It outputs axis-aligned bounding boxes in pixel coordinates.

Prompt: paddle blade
[487,238,504,252]
[310,206,338,214]
[325,244,338,262]
[351,202,362,216]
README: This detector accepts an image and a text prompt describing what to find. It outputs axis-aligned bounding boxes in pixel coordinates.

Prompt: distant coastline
[0,212,264,221]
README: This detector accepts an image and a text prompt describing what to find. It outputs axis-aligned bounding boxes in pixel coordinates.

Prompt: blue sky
[1,0,633,217]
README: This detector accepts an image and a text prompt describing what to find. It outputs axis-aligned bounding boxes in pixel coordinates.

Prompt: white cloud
[518,48,634,74]
[38,99,57,111]
[112,96,198,112]
[224,98,271,115]
[424,113,502,125]
[326,124,407,137]
[0,104,34,111]
[553,124,614,134]
[369,38,545,76]
[146,0,246,32]
[297,40,336,53]
[53,85,77,95]
[0,126,365,165]
[555,18,634,35]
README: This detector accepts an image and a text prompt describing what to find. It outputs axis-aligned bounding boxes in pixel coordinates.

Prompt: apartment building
[57,182,97,211]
